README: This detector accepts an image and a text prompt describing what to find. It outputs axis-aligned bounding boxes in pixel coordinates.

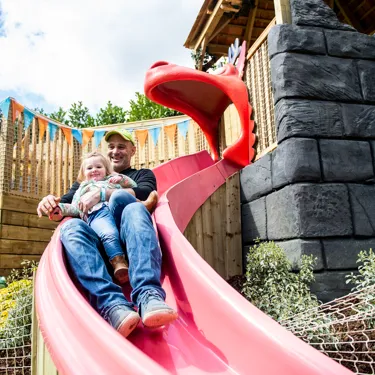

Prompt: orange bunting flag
[164,124,177,144]
[38,118,48,141]
[12,100,24,122]
[61,127,73,146]
[82,129,94,148]
[135,129,148,149]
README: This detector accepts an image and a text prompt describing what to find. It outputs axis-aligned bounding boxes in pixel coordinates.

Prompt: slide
[36,55,352,374]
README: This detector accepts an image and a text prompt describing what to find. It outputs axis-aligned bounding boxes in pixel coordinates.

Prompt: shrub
[242,241,319,321]
[346,248,375,291]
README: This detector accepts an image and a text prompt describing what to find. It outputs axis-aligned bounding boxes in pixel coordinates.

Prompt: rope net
[280,285,375,374]
[0,279,33,375]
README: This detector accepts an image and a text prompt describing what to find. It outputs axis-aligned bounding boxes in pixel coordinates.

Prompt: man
[37,128,178,338]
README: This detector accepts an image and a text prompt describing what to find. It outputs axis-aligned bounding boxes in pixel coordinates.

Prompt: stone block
[325,30,375,59]
[268,24,326,58]
[242,198,267,243]
[320,140,373,182]
[311,271,355,303]
[343,104,375,138]
[272,138,320,189]
[323,238,375,269]
[290,0,356,32]
[276,99,344,142]
[348,185,375,236]
[240,154,272,203]
[358,60,375,103]
[266,184,352,239]
[271,53,362,104]
[276,239,324,271]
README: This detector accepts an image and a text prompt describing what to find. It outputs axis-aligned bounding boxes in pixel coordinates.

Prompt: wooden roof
[185,0,375,70]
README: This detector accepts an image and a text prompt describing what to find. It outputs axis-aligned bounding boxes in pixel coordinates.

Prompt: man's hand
[37,195,61,217]
[49,207,63,221]
[78,188,100,214]
[108,175,123,184]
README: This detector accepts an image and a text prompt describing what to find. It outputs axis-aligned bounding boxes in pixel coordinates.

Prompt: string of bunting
[0,97,194,149]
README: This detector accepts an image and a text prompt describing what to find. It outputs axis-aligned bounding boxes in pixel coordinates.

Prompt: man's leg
[60,219,140,337]
[120,202,178,328]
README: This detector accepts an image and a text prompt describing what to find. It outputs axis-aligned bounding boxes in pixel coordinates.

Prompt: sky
[0,0,203,114]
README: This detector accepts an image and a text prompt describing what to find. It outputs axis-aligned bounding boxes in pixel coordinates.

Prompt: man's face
[107,134,136,172]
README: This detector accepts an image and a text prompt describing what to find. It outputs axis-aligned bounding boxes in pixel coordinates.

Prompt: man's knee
[60,219,98,246]
[109,190,134,204]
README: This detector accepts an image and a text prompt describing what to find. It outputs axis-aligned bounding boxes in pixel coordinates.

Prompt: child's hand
[108,175,123,184]
[49,207,63,221]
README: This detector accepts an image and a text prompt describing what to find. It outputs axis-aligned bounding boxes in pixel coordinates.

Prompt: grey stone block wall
[240,0,375,303]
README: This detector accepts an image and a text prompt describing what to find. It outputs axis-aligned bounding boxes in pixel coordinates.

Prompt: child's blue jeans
[87,205,124,261]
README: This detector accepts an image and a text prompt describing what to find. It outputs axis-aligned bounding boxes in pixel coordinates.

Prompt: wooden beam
[194,0,225,50]
[273,0,292,24]
[244,0,259,47]
[360,5,375,20]
[247,18,276,59]
[209,13,235,42]
[335,0,365,32]
[198,37,208,71]
[207,43,231,55]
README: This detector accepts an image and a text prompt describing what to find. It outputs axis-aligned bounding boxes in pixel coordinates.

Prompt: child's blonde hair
[77,151,113,182]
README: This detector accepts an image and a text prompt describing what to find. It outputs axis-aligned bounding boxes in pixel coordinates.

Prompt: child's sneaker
[138,290,178,328]
[110,255,129,284]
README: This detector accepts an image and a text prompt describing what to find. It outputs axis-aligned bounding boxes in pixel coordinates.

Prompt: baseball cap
[105,128,135,145]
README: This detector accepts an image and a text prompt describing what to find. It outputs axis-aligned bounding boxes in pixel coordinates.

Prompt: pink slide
[36,56,352,374]
[35,150,352,375]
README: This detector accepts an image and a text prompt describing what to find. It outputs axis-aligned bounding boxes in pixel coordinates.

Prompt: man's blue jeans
[60,190,166,321]
[87,205,124,261]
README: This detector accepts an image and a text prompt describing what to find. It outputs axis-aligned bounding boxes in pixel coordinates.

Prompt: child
[49,151,157,284]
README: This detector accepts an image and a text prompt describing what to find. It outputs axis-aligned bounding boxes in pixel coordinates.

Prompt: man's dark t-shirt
[60,167,157,204]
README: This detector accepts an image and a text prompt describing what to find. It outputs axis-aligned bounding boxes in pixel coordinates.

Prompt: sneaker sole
[117,312,140,338]
[143,309,178,329]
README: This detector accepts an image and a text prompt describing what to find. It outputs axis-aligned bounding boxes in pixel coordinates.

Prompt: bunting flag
[23,108,35,130]
[135,129,148,148]
[177,120,190,140]
[61,127,73,146]
[12,101,24,122]
[48,123,58,141]
[149,127,161,146]
[72,129,82,144]
[38,118,48,141]
[94,130,106,148]
[164,123,177,144]
[82,129,94,148]
[0,98,11,119]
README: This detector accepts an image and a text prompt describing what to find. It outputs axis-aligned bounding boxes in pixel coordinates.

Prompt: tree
[49,107,68,124]
[67,101,95,128]
[95,101,127,125]
[127,92,182,122]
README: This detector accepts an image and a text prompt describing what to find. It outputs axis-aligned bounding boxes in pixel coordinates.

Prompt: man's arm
[131,169,157,201]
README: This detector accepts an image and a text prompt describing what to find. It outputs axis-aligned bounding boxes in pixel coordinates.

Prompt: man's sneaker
[107,306,140,338]
[139,290,178,328]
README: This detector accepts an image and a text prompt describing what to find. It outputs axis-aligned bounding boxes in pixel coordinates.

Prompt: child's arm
[56,203,82,218]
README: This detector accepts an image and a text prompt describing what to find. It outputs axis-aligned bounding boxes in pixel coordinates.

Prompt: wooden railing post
[0,100,15,194]
[274,0,292,24]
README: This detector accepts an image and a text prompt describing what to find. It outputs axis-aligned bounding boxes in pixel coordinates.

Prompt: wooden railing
[245,18,277,159]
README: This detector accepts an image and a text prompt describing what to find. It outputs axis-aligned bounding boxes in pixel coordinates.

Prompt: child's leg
[87,206,129,283]
[138,191,158,213]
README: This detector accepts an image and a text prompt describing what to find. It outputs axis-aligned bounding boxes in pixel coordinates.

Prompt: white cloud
[0,0,203,113]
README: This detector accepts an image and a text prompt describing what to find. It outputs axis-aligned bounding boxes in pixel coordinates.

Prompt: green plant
[242,241,319,321]
[346,248,375,292]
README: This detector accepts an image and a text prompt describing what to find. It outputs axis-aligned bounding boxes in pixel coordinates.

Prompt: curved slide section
[35,150,352,375]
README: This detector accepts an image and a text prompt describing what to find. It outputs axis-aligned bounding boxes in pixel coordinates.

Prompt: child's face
[83,156,107,182]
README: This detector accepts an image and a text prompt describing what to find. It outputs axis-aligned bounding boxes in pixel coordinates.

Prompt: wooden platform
[0,193,57,275]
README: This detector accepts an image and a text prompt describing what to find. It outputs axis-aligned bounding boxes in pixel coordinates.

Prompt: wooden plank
[0,238,48,254]
[44,125,51,197]
[30,118,38,195]
[23,126,31,195]
[194,206,204,258]
[1,210,58,229]
[225,173,242,278]
[244,0,259,47]
[37,119,45,197]
[57,129,64,197]
[247,18,276,59]
[0,193,40,214]
[202,198,214,268]
[13,114,23,191]
[31,272,38,375]
[273,0,291,24]
[335,0,364,32]
[254,141,277,160]
[211,184,226,277]
[0,254,41,269]
[0,224,54,242]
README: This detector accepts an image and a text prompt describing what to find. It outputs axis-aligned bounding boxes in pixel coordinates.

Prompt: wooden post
[274,0,292,24]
